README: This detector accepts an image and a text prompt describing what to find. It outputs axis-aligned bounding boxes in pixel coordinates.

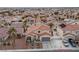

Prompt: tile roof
[0,28,8,38]
[4,16,20,22]
[15,28,24,34]
[11,22,23,28]
[10,22,24,34]
[0,27,24,38]
[62,24,79,31]
[26,25,51,36]
[27,25,50,33]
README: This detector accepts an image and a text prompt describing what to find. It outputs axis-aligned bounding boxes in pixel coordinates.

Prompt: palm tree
[48,22,54,36]
[22,20,28,33]
[8,27,17,48]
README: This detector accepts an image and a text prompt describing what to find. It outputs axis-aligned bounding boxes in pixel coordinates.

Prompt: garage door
[42,37,51,49]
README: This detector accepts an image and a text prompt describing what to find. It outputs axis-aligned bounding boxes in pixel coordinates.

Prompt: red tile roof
[26,25,51,36]
[11,22,23,28]
[0,28,8,38]
[62,24,79,31]
[15,28,24,34]
[27,25,50,33]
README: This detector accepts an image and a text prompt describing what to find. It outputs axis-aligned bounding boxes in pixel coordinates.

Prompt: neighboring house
[11,22,24,35]
[62,24,79,33]
[4,16,21,23]
[63,33,76,41]
[0,27,10,50]
[0,22,26,49]
[61,24,79,45]
[0,27,8,39]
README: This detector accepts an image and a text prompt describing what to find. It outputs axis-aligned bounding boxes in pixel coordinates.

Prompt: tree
[22,20,28,33]
[8,27,17,48]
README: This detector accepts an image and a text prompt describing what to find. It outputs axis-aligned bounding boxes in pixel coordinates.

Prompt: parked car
[68,38,76,47]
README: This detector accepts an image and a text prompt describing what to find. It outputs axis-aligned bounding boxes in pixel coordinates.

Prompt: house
[0,27,8,39]
[0,27,10,50]
[0,22,27,49]
[3,16,21,23]
[61,24,79,46]
[62,24,79,32]
[11,22,24,33]
[0,27,27,50]
[26,24,52,49]
[26,24,51,38]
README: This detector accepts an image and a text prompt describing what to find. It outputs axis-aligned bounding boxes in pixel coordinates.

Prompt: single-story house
[26,24,52,49]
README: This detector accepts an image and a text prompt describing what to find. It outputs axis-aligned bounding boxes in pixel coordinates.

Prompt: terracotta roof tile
[0,28,8,38]
[62,24,79,31]
[11,22,23,28]
[27,25,50,33]
[26,25,51,36]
